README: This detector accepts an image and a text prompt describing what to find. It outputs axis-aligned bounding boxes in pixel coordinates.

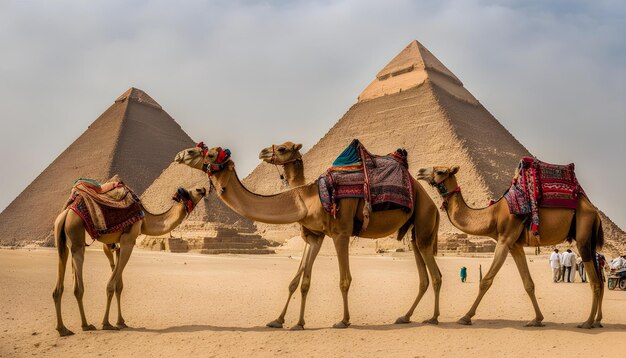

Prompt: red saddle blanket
[504,157,585,237]
[66,177,144,239]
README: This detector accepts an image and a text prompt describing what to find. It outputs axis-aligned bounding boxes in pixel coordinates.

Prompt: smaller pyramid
[0,87,194,245]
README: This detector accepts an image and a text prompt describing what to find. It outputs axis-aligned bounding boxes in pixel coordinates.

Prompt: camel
[52,186,206,336]
[416,165,605,328]
[175,144,441,330]
[258,142,308,328]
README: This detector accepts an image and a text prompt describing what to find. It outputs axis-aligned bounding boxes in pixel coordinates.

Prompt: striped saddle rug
[318,139,413,232]
[503,156,585,237]
[65,176,144,239]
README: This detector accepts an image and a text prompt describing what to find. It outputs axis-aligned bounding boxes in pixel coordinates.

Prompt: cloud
[0,0,624,227]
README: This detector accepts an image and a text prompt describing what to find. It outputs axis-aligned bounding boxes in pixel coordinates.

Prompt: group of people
[549,248,585,283]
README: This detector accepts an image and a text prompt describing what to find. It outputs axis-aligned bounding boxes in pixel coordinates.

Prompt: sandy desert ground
[1,244,625,358]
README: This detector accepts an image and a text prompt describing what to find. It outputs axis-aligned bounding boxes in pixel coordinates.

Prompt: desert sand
[1,244,624,357]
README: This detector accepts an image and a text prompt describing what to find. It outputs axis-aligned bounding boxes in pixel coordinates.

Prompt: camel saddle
[318,139,413,233]
[503,157,585,238]
[65,176,144,239]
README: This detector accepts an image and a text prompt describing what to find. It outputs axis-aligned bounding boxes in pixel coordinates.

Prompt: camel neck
[445,190,497,237]
[283,160,306,187]
[211,168,308,224]
[141,203,187,236]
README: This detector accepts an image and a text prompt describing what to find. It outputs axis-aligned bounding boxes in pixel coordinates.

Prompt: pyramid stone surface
[0,88,195,245]
[245,40,625,254]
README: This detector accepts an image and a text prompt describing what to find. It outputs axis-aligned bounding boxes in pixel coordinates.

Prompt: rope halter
[428,176,461,211]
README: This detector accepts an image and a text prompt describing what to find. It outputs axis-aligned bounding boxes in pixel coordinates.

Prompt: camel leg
[102,232,136,330]
[594,274,604,328]
[509,243,544,326]
[395,239,429,324]
[291,237,322,330]
[332,236,352,329]
[103,244,115,271]
[267,243,310,329]
[114,250,128,328]
[578,260,602,329]
[70,242,97,331]
[458,241,510,325]
[53,234,72,336]
[420,241,442,324]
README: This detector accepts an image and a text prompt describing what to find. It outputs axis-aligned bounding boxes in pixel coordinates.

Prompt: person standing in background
[460,266,467,283]
[562,249,574,283]
[577,256,587,283]
[550,249,561,283]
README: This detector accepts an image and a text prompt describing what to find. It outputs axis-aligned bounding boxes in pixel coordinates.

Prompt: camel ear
[227,161,235,171]
[294,143,303,151]
[450,165,460,175]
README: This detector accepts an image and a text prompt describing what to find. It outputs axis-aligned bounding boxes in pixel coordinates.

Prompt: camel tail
[594,213,604,250]
[397,219,413,241]
[432,212,439,257]
[54,210,69,257]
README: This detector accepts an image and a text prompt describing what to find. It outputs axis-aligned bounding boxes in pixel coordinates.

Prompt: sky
[0,0,624,229]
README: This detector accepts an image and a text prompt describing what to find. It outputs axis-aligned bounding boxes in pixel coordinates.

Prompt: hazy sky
[1,0,624,228]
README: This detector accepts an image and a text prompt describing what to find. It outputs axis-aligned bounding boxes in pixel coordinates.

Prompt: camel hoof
[592,321,603,328]
[102,324,119,331]
[82,324,97,331]
[57,327,74,337]
[525,320,545,327]
[395,316,411,324]
[116,322,128,329]
[289,324,305,331]
[577,322,593,329]
[266,320,284,329]
[457,317,472,325]
[332,321,351,329]
[422,318,439,325]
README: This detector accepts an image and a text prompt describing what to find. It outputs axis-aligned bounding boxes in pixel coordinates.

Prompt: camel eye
[187,150,193,154]
[195,188,202,192]
[278,147,285,152]
[436,171,445,176]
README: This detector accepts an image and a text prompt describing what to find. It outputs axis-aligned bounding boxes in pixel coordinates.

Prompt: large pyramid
[245,40,625,253]
[0,88,196,245]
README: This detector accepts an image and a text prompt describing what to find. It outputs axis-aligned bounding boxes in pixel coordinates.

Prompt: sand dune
[1,247,624,357]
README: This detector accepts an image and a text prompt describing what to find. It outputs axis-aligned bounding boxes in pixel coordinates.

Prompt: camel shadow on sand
[121,320,625,335]
[352,320,626,334]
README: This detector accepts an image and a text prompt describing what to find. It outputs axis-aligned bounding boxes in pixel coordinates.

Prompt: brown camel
[258,141,310,328]
[52,187,206,336]
[416,166,605,328]
[175,145,441,330]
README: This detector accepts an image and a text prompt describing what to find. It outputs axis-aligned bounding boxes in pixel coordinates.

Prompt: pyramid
[245,40,625,254]
[0,88,196,245]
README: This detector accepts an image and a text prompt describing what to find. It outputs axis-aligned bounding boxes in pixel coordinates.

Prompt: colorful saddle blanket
[318,139,413,232]
[66,176,144,239]
[503,157,585,237]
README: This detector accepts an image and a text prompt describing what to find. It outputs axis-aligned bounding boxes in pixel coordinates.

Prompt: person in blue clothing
[460,266,467,283]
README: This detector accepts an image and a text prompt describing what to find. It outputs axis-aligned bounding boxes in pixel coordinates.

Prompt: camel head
[174,142,209,170]
[259,141,303,165]
[172,187,207,214]
[416,165,460,197]
[175,143,235,193]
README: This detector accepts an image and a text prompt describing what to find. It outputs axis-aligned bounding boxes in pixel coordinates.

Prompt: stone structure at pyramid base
[140,221,277,255]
